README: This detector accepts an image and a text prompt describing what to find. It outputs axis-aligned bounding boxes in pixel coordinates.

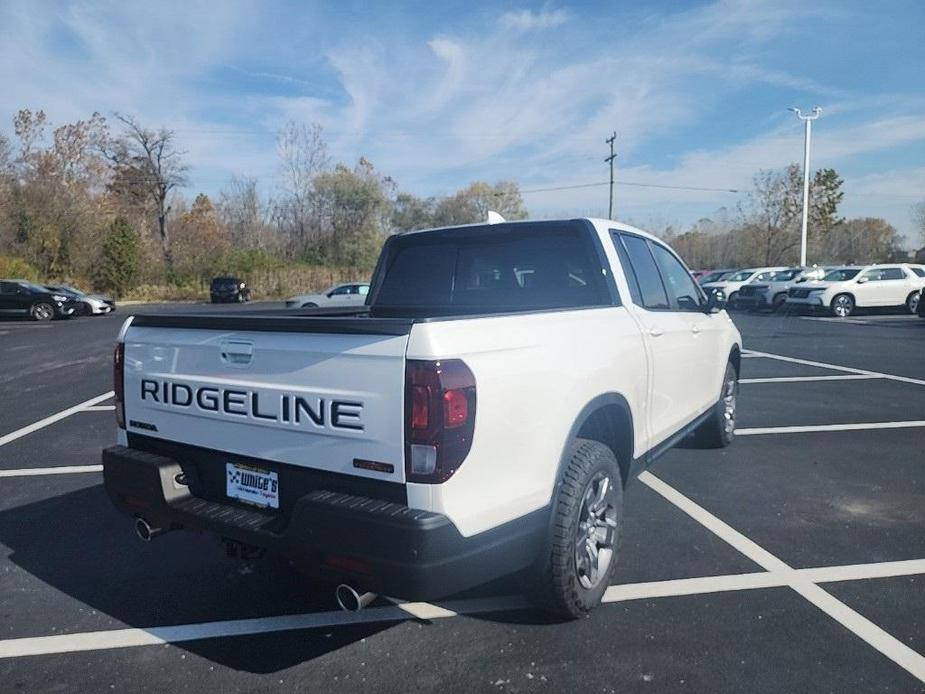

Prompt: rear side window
[373,223,614,313]
[615,234,669,310]
[881,267,905,280]
[911,268,925,278]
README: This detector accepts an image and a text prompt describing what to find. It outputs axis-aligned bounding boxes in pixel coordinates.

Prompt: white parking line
[746,349,925,387]
[83,405,116,412]
[0,555,923,661]
[800,317,870,325]
[639,471,925,683]
[739,375,880,384]
[0,392,114,447]
[737,420,925,436]
[0,465,103,478]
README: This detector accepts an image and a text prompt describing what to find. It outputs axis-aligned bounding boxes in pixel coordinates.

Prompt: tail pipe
[134,517,168,542]
[335,584,377,612]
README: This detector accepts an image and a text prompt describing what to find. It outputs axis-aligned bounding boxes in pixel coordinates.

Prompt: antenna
[487,211,506,224]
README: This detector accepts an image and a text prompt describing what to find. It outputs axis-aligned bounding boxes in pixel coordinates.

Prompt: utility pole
[605,131,617,219]
[789,107,822,267]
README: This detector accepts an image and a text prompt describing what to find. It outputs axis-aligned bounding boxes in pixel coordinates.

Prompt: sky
[1,0,923,242]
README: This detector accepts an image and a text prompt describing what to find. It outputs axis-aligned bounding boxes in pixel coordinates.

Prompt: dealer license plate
[226,462,279,509]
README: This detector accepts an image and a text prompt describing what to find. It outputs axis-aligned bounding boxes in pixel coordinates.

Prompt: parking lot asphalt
[1,305,924,692]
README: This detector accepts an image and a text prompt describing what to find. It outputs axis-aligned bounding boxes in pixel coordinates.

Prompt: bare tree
[914,200,925,248]
[104,114,188,270]
[219,175,270,249]
[277,121,329,256]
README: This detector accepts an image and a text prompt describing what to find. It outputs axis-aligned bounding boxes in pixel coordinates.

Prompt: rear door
[122,325,410,482]
[611,232,702,445]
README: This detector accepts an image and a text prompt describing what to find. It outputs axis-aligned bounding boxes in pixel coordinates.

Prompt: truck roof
[401,217,662,244]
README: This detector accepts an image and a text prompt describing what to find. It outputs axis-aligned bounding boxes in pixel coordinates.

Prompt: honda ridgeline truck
[103,219,742,618]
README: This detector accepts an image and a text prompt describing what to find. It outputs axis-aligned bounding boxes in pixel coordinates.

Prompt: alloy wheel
[832,295,853,318]
[33,303,53,321]
[723,372,737,437]
[574,472,618,589]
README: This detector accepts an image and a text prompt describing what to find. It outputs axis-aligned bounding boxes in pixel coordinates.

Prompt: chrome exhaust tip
[335,584,377,612]
[134,517,165,542]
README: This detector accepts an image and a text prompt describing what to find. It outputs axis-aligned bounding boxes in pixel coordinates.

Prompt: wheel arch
[559,393,635,487]
[729,344,741,377]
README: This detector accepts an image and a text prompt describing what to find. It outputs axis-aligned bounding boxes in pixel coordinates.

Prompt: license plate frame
[225,462,279,509]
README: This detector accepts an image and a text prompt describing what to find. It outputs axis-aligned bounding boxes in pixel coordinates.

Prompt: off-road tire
[529,438,623,620]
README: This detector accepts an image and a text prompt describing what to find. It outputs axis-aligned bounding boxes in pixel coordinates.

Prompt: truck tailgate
[122,323,409,483]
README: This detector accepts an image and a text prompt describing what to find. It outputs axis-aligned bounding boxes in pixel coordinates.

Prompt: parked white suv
[701,267,788,309]
[735,266,831,312]
[787,264,925,317]
[102,218,742,618]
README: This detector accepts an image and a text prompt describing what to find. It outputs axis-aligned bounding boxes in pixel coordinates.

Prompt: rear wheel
[528,438,623,619]
[906,291,920,315]
[30,302,54,321]
[301,302,318,308]
[693,361,738,448]
[831,293,854,318]
[771,293,788,312]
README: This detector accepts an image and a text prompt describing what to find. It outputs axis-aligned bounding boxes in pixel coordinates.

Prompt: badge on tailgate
[226,462,279,509]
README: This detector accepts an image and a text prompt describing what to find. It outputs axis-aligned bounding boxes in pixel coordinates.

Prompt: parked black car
[210,276,251,303]
[0,279,80,321]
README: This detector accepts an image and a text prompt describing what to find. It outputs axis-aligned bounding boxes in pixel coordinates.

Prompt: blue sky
[2,0,924,241]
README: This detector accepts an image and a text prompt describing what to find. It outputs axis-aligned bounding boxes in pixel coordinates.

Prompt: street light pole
[789,106,822,267]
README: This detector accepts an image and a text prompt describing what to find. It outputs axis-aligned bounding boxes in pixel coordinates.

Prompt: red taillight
[443,389,468,428]
[114,342,125,429]
[405,360,476,483]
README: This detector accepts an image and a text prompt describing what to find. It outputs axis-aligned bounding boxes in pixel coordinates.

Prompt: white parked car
[103,218,741,619]
[701,267,788,309]
[786,264,925,317]
[735,266,832,312]
[285,282,370,309]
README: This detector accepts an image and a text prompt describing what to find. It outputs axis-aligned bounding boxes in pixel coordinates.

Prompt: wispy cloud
[0,0,922,237]
[500,9,569,31]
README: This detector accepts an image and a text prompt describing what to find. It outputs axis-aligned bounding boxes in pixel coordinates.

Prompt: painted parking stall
[1,307,925,691]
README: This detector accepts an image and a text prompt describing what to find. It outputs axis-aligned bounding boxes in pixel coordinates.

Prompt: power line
[511,179,743,195]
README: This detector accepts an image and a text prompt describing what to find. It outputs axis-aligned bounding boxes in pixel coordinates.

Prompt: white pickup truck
[103,218,742,618]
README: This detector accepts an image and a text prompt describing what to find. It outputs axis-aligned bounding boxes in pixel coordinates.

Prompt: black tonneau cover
[130,308,415,336]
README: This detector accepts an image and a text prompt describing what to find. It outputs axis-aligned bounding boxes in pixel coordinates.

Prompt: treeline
[658,164,910,269]
[0,108,918,298]
[0,110,527,297]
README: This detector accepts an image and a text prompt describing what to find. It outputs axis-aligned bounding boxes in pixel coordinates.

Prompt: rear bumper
[102,445,545,600]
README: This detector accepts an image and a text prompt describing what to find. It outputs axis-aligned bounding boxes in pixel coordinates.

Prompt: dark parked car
[0,279,80,321]
[210,277,251,303]
[44,284,116,316]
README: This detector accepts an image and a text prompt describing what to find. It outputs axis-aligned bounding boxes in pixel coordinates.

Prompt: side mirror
[857,276,868,284]
[706,289,727,314]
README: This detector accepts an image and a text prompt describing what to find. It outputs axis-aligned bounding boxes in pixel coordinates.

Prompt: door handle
[648,327,664,337]
[691,324,702,334]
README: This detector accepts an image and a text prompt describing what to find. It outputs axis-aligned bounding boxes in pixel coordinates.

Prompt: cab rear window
[372,222,614,314]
